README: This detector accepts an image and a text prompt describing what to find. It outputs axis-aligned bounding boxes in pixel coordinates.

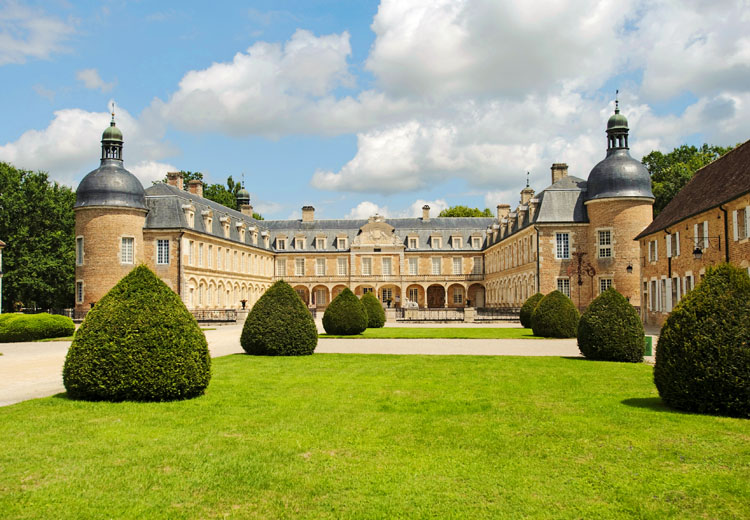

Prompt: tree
[162,171,263,219]
[0,163,76,311]
[642,144,735,216]
[438,206,493,217]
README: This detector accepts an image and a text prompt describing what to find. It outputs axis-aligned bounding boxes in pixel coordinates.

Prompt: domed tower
[584,97,654,306]
[74,111,148,315]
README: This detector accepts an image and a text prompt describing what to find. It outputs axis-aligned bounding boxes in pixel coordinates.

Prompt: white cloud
[398,199,448,218]
[129,160,177,186]
[76,68,114,92]
[0,106,174,187]
[346,201,389,219]
[0,1,75,65]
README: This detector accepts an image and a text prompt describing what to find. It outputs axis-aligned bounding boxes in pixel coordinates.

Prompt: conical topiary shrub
[322,287,368,335]
[577,288,644,362]
[654,264,750,418]
[361,292,385,328]
[531,290,580,338]
[241,280,317,356]
[63,265,211,402]
[520,292,544,328]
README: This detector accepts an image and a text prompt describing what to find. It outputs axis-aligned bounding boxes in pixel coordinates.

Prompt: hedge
[0,313,74,342]
[240,280,317,356]
[577,288,644,362]
[531,290,580,338]
[520,293,544,328]
[654,263,750,418]
[63,265,211,401]
[361,292,386,328]
[322,288,368,335]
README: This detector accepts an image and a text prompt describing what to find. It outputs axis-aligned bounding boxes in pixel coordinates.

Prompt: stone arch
[331,284,347,300]
[446,283,466,308]
[311,285,330,308]
[293,285,310,305]
[426,284,445,308]
[354,285,375,297]
[405,284,425,308]
[379,284,400,308]
[468,283,485,308]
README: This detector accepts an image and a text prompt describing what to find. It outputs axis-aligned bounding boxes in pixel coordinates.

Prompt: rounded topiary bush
[361,292,385,328]
[577,288,644,362]
[63,265,211,401]
[520,292,544,328]
[0,313,74,342]
[241,280,317,356]
[322,288,368,335]
[654,264,750,418]
[531,290,580,338]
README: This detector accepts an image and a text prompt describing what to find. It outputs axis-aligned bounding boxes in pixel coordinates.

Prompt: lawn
[321,326,542,339]
[0,355,748,519]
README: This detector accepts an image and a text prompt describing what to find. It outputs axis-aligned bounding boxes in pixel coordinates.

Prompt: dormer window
[316,237,326,250]
[431,236,442,249]
[337,237,348,250]
[220,216,230,238]
[452,236,462,249]
[182,204,196,228]
[472,237,481,249]
[201,209,213,232]
[408,237,418,249]
[277,238,286,250]
[295,236,305,250]
[261,231,269,248]
[236,222,246,242]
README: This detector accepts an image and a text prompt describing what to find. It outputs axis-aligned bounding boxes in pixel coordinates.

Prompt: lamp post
[566,252,596,309]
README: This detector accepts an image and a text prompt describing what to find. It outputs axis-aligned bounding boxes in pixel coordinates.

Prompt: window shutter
[655,240,658,261]
[666,235,671,258]
[703,221,709,249]
[694,223,699,247]
[675,232,680,257]
[746,206,750,239]
[733,210,739,241]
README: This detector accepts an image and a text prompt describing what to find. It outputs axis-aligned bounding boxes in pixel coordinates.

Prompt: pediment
[352,215,403,249]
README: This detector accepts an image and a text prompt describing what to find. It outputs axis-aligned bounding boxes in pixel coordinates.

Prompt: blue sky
[1,0,748,219]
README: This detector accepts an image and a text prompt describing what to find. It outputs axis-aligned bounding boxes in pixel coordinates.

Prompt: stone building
[635,139,750,327]
[483,101,654,310]
[74,103,655,317]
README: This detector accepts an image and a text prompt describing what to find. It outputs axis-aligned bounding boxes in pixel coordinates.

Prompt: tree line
[0,142,737,310]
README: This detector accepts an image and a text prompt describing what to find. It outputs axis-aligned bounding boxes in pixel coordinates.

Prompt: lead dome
[75,114,147,210]
[586,101,654,202]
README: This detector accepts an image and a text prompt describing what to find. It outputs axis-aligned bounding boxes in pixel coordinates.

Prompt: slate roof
[635,139,750,239]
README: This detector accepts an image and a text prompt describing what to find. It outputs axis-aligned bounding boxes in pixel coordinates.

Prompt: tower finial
[614,89,619,114]
[110,101,116,125]
[241,171,245,189]
[526,171,530,188]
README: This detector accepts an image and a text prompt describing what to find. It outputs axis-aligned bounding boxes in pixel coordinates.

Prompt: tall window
[234,251,238,272]
[337,257,347,276]
[453,287,464,304]
[316,258,326,276]
[452,257,462,274]
[382,288,392,301]
[217,247,222,269]
[226,250,230,270]
[555,233,570,259]
[431,257,441,275]
[76,237,84,265]
[276,258,286,277]
[362,257,372,276]
[295,258,305,276]
[198,243,204,266]
[207,245,213,267]
[408,288,419,303]
[76,281,84,303]
[382,257,392,276]
[597,230,612,258]
[408,258,418,275]
[557,277,570,297]
[121,237,134,264]
[157,239,169,265]
[472,257,483,274]
[599,278,613,294]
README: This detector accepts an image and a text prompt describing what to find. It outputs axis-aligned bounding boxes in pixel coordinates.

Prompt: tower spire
[606,91,629,152]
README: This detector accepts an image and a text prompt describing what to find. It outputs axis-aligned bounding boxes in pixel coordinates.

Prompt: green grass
[321,326,544,339]
[1,355,748,519]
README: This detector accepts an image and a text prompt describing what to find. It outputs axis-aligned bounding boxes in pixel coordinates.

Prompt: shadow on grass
[51,392,71,401]
[621,397,686,415]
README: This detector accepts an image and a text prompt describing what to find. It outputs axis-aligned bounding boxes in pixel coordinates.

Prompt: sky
[1,0,749,220]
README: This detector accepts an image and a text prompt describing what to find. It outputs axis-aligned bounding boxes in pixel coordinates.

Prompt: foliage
[322,288,368,335]
[577,288,644,362]
[642,144,734,216]
[0,162,76,312]
[519,292,544,328]
[2,357,749,519]
[654,264,750,418]
[0,313,74,342]
[62,265,211,401]
[531,290,580,338]
[360,292,386,328]
[240,280,317,356]
[162,171,263,219]
[438,205,493,217]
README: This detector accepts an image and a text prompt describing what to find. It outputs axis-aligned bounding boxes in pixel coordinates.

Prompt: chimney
[551,163,568,184]
[529,198,540,220]
[520,186,535,205]
[187,179,203,198]
[496,204,510,221]
[302,205,315,222]
[422,205,430,221]
[167,171,183,191]
[240,204,254,217]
